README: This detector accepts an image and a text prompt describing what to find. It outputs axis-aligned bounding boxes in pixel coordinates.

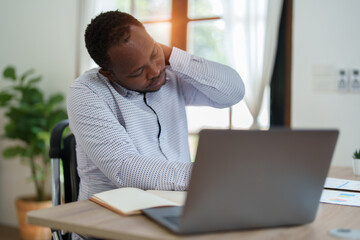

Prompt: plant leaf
[45,94,64,113]
[3,66,16,80]
[21,88,44,104]
[354,149,360,159]
[0,91,12,106]
[20,69,35,84]
[26,76,42,87]
[46,109,68,129]
[48,94,64,106]
[2,146,27,158]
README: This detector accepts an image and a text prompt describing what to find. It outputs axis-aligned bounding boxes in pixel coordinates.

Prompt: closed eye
[128,42,158,78]
[129,68,144,78]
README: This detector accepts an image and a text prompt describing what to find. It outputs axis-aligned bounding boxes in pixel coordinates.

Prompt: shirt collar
[111,82,142,98]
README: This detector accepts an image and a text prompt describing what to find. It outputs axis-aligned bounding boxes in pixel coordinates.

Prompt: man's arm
[162,45,245,108]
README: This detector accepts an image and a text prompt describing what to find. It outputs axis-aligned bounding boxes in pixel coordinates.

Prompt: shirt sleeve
[67,84,192,191]
[168,47,245,108]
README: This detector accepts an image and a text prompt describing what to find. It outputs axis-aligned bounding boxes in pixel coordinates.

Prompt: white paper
[320,189,360,207]
[324,177,360,192]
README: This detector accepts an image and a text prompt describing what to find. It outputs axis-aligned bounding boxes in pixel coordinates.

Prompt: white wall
[292,0,360,166]
[0,0,78,226]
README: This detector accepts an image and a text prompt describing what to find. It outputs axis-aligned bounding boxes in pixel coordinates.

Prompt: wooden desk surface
[28,167,360,240]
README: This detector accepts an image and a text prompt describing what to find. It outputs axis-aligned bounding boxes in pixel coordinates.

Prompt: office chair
[49,119,79,240]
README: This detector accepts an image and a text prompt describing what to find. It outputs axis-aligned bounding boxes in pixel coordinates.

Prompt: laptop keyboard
[164,216,180,226]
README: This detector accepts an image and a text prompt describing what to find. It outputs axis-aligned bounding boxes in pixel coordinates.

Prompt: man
[67,11,245,203]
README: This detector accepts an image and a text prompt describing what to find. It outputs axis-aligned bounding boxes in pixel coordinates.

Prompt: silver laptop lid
[179,129,338,233]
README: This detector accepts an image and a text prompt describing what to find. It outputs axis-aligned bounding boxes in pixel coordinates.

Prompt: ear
[99,69,115,82]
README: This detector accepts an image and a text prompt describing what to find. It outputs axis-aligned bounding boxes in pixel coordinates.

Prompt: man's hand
[159,43,172,66]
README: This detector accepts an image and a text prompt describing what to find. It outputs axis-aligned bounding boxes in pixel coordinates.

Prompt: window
[114,0,172,45]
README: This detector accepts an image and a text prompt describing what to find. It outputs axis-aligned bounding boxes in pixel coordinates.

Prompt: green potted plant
[0,65,67,240]
[353,149,360,176]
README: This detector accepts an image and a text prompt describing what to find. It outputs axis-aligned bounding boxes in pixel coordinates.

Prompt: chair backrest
[62,133,79,203]
[49,119,79,204]
[49,119,79,240]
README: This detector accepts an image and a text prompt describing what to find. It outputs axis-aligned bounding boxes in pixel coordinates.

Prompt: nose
[147,62,161,80]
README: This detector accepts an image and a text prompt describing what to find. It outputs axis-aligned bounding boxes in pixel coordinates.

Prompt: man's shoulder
[72,68,108,88]
[77,68,101,82]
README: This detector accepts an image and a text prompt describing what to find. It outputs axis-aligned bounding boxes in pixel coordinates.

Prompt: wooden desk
[28,167,360,240]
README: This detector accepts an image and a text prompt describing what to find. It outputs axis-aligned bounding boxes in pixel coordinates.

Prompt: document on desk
[324,177,360,192]
[320,178,360,207]
[320,189,360,207]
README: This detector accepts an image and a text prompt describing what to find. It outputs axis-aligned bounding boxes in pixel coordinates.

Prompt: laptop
[143,129,339,235]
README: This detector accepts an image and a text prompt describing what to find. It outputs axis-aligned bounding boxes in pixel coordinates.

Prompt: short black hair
[85,11,144,70]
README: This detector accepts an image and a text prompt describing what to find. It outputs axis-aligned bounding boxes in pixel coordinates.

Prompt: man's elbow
[236,78,246,103]
[228,73,246,106]
[214,82,245,108]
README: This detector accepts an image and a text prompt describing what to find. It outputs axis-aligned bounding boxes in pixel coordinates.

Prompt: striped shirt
[67,47,245,201]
